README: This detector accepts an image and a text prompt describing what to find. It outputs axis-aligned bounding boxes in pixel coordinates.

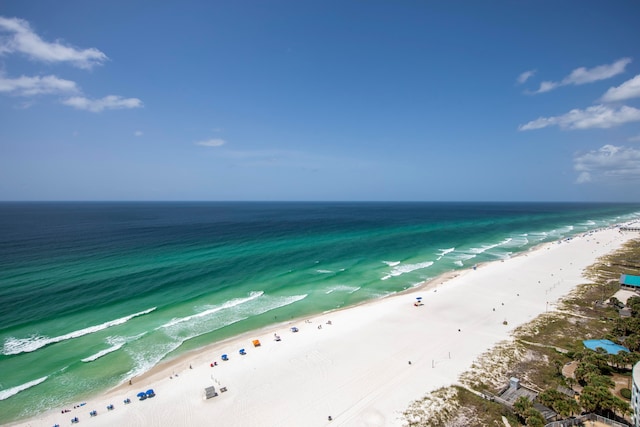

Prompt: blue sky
[1,1,639,202]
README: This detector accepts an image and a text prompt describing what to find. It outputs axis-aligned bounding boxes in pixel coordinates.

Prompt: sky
[1,1,639,202]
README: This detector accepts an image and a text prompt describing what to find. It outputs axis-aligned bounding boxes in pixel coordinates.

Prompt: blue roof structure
[583,339,630,355]
[620,274,640,287]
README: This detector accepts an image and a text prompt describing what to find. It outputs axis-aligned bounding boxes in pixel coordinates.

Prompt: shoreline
[114,266,463,392]
[9,226,638,427]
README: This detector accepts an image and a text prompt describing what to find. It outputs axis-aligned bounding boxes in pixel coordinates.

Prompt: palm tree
[513,396,532,420]
[525,408,545,427]
[579,386,600,413]
[553,359,563,376]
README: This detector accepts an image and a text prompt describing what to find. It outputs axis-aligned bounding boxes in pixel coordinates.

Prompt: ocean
[1,201,639,423]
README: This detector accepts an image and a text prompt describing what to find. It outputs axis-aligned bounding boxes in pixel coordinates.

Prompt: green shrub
[621,388,631,399]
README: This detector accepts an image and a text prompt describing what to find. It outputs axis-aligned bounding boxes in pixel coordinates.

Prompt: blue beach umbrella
[146,389,155,396]
[137,392,147,400]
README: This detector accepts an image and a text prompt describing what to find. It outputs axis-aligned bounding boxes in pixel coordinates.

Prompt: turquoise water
[1,202,639,423]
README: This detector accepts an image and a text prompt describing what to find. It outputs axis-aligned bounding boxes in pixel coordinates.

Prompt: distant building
[621,274,640,291]
[633,361,640,427]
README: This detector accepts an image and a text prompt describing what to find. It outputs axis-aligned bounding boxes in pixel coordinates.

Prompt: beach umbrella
[146,389,155,395]
[416,297,422,300]
[137,392,146,400]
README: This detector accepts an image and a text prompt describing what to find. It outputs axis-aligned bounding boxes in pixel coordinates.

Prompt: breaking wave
[161,291,264,329]
[381,261,434,280]
[324,285,361,294]
[436,248,455,260]
[2,307,156,355]
[382,261,400,267]
[0,376,48,401]
[81,342,125,363]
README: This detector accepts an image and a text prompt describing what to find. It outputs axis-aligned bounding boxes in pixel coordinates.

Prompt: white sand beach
[13,227,638,427]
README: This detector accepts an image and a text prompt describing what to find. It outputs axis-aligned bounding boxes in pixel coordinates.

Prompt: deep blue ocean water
[1,201,639,423]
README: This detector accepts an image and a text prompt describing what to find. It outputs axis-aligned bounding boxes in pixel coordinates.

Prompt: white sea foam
[452,253,476,261]
[556,225,574,235]
[316,269,333,274]
[449,252,477,267]
[382,261,401,267]
[324,285,361,295]
[381,261,434,280]
[468,238,511,255]
[81,341,125,363]
[528,231,549,242]
[125,341,184,381]
[436,248,455,260]
[505,234,529,247]
[2,307,157,356]
[494,252,512,260]
[0,376,48,401]
[162,293,307,341]
[161,291,264,329]
[132,293,308,379]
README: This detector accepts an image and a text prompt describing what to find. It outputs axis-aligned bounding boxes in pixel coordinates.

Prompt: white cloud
[574,144,640,184]
[0,16,107,68]
[195,138,226,147]
[0,73,77,95]
[62,95,143,112]
[134,131,143,137]
[600,74,640,103]
[517,70,536,84]
[629,134,640,142]
[535,81,558,93]
[519,105,640,131]
[534,57,631,93]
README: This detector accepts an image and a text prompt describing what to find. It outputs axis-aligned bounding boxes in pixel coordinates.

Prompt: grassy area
[402,386,519,427]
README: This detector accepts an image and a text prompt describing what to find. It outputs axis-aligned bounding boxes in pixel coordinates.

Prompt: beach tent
[137,392,147,401]
[204,386,217,399]
[252,339,261,347]
[239,348,247,355]
[291,327,299,332]
[146,389,156,398]
[221,354,229,361]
